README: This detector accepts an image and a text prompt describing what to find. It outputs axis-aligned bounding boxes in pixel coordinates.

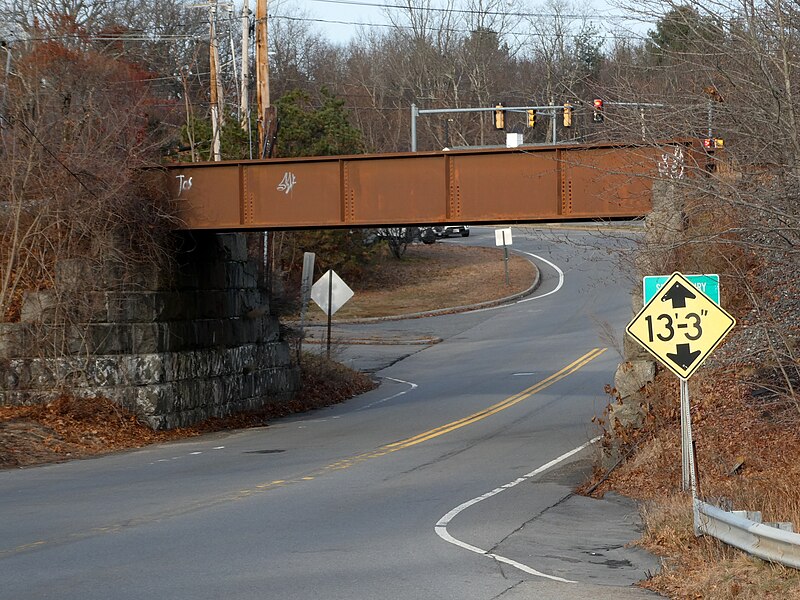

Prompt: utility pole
[226,5,240,124]
[255,0,274,158]
[240,1,250,132]
[254,0,274,310]
[180,66,198,162]
[208,0,224,161]
[1,41,11,127]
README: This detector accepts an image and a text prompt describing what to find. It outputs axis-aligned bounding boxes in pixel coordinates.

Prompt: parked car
[418,225,470,243]
[433,225,470,238]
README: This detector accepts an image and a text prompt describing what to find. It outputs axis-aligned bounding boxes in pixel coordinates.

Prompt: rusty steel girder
[162,141,693,230]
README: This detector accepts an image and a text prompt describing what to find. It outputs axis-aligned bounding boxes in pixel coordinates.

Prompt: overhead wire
[1,4,659,117]
[268,13,651,43]
[303,0,637,22]
[8,26,649,47]
[9,117,99,198]
[6,1,654,46]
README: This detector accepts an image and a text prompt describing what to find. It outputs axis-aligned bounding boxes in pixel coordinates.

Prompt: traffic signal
[592,98,604,123]
[563,102,573,127]
[527,109,536,128]
[494,103,505,130]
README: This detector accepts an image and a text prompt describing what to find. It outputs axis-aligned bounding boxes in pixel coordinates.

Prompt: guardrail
[694,499,800,569]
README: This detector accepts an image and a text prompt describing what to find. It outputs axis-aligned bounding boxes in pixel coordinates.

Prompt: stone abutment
[0,232,298,429]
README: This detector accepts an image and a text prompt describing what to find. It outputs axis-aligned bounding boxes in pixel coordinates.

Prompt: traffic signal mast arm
[410,103,569,151]
[408,101,690,151]
[604,102,666,108]
[414,101,665,118]
[415,104,569,115]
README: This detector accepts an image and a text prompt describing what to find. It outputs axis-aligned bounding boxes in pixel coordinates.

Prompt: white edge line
[358,376,418,410]
[516,251,565,302]
[468,251,565,314]
[434,436,602,583]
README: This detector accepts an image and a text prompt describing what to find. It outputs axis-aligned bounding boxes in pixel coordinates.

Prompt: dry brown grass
[0,354,375,469]
[304,243,536,321]
[589,368,800,598]
[0,395,188,468]
[639,494,800,599]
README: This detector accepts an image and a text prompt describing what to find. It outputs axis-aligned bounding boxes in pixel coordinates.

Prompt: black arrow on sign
[661,281,696,309]
[667,343,701,370]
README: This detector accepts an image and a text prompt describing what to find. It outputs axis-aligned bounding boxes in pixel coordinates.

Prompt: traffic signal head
[592,98,604,123]
[563,102,573,127]
[527,109,536,128]
[494,103,505,130]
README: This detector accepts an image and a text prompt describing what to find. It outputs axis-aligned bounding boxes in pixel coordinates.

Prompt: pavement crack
[491,554,513,580]
[490,577,525,599]
[371,345,429,373]
[394,441,478,476]
[390,416,522,478]
[487,490,577,555]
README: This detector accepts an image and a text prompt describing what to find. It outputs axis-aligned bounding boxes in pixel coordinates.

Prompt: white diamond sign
[311,269,354,316]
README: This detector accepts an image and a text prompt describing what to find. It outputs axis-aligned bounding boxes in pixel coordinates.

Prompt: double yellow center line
[382,347,607,451]
[297,347,607,476]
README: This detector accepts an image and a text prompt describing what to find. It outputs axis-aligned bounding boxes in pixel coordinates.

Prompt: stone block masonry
[0,232,298,429]
[603,180,673,468]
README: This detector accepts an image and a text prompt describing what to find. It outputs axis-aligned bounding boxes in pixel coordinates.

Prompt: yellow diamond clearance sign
[626,272,736,380]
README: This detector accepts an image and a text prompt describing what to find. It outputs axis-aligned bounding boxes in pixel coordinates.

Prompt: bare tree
[605,0,800,409]
[0,17,178,325]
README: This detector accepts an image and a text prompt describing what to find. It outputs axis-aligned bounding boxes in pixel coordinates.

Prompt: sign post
[495,228,513,286]
[626,272,735,494]
[311,270,354,359]
[297,252,316,361]
[680,378,698,495]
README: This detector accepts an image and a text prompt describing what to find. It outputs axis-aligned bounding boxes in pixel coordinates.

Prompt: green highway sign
[643,274,719,305]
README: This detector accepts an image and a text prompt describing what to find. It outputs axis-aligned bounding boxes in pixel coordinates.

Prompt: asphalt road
[0,226,661,600]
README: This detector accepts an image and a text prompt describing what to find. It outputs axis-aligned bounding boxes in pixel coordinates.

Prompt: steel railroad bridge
[161,140,699,230]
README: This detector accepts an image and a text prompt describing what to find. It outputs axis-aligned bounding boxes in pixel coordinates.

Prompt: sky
[270,0,656,47]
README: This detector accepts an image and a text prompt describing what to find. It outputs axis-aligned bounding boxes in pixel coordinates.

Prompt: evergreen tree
[271,88,378,295]
[275,88,364,158]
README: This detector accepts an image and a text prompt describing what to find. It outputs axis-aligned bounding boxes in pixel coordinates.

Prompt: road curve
[0,226,660,600]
